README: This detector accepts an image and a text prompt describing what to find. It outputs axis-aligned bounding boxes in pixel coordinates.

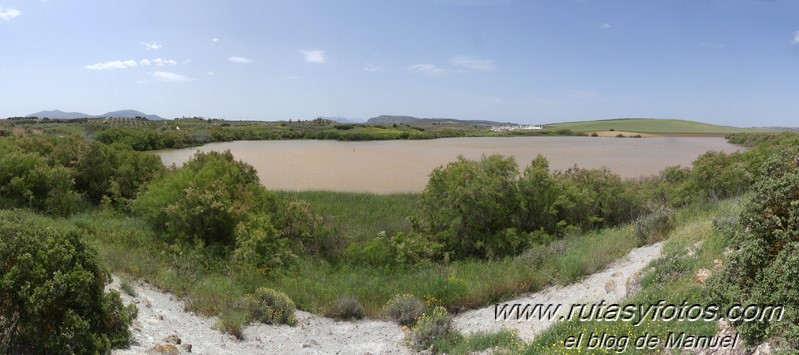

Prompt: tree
[417,155,522,259]
[0,210,136,353]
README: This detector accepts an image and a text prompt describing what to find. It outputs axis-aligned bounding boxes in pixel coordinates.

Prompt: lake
[157,137,741,193]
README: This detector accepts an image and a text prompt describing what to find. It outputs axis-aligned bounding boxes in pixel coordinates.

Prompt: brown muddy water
[156,137,741,193]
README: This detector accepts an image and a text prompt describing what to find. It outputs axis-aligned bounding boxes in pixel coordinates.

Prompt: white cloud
[85,59,138,70]
[0,6,20,20]
[450,55,495,71]
[600,23,612,29]
[152,58,177,66]
[363,64,386,72]
[206,71,215,76]
[212,37,219,43]
[86,58,178,70]
[228,56,254,64]
[300,50,326,63]
[287,75,300,80]
[141,41,162,50]
[408,64,449,75]
[152,71,192,82]
[793,31,799,45]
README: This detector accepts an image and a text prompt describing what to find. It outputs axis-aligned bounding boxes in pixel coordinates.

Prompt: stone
[694,268,712,285]
[164,334,181,344]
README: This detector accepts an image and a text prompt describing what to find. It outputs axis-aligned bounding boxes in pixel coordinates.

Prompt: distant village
[489,124,544,132]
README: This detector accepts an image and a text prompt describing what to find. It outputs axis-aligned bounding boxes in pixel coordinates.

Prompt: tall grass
[279,191,417,243]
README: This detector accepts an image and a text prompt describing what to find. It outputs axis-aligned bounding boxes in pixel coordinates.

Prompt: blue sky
[1,0,797,126]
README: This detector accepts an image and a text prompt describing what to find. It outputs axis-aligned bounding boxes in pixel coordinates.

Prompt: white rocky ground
[109,242,663,354]
[453,242,663,341]
[108,278,410,355]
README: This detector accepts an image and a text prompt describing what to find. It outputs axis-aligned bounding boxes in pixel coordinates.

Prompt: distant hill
[100,110,164,120]
[26,110,92,119]
[366,115,507,125]
[26,109,163,120]
[544,118,767,134]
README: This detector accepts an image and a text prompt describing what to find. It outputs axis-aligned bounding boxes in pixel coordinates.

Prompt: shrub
[215,309,247,340]
[134,151,281,246]
[632,205,675,246]
[690,151,752,200]
[0,210,137,353]
[707,153,799,348]
[133,150,329,268]
[384,294,426,326]
[0,150,83,216]
[328,295,365,320]
[120,277,137,297]
[243,287,296,326]
[516,155,559,234]
[391,230,444,264]
[416,155,521,259]
[344,233,397,267]
[410,306,453,350]
[232,213,295,272]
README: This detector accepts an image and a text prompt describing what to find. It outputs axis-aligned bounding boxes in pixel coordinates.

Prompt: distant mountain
[26,110,92,119]
[318,116,365,124]
[100,110,164,120]
[366,115,508,126]
[25,109,163,120]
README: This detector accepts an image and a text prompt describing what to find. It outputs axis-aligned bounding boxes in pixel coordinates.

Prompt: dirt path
[452,242,663,341]
[109,242,662,354]
[108,278,410,355]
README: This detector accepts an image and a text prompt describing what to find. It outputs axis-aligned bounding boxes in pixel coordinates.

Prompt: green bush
[516,155,559,234]
[344,232,397,267]
[0,209,137,353]
[416,155,521,259]
[134,150,271,247]
[328,295,365,320]
[0,149,83,216]
[633,205,675,246]
[384,294,426,326]
[243,287,296,326]
[232,213,295,272]
[690,150,752,200]
[409,154,643,261]
[707,153,799,348]
[410,306,454,350]
[133,150,330,266]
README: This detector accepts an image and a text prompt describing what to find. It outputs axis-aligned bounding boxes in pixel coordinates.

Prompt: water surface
[157,137,740,193]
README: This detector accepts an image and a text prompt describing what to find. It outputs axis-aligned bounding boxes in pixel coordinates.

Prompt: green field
[544,118,767,134]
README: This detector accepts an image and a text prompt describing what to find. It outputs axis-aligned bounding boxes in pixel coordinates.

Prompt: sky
[0,0,798,126]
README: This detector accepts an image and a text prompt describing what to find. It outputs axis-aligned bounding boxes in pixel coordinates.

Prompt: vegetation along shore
[1,117,798,353]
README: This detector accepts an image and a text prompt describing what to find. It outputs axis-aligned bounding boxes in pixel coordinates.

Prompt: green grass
[280,191,417,244]
[525,199,742,354]
[544,118,766,135]
[433,329,525,354]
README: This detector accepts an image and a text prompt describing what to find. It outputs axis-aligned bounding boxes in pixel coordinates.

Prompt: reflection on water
[157,137,741,193]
